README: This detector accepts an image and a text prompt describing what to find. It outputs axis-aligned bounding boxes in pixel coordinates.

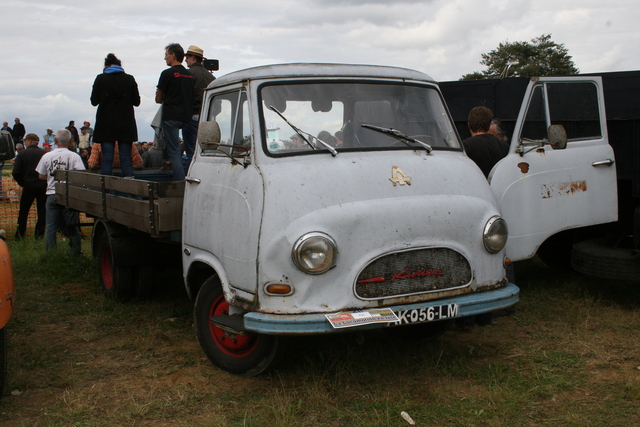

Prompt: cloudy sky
[1,0,637,143]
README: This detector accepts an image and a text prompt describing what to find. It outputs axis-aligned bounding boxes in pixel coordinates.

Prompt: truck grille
[355,248,471,299]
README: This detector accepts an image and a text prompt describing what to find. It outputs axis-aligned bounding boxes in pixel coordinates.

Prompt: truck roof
[210,63,435,88]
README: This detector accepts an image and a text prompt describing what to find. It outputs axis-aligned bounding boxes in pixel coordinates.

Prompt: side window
[234,92,251,153]
[548,82,601,141]
[520,82,601,143]
[203,90,251,157]
[521,85,547,141]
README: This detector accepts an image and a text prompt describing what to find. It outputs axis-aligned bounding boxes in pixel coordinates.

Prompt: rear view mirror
[198,121,221,150]
[548,124,567,150]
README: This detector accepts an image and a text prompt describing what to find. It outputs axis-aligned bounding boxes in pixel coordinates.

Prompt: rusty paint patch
[517,162,530,174]
[541,180,587,199]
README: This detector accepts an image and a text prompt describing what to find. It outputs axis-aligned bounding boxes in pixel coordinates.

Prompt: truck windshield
[260,81,460,154]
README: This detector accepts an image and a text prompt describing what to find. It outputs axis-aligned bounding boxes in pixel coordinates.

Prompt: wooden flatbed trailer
[54,170,185,238]
[53,170,186,300]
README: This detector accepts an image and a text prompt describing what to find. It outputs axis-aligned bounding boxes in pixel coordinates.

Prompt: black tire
[194,276,279,376]
[97,234,133,301]
[134,265,156,300]
[0,327,7,399]
[572,238,640,281]
[537,231,574,269]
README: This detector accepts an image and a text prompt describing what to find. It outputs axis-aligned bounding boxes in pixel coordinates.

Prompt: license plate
[394,304,459,325]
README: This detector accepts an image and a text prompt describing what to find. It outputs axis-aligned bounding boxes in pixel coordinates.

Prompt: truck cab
[182,64,519,375]
[441,75,619,269]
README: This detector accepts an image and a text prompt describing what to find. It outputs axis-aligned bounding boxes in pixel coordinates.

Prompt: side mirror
[198,121,221,150]
[547,124,567,150]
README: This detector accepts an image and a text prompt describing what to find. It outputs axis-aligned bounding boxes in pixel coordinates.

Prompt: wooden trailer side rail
[54,170,185,237]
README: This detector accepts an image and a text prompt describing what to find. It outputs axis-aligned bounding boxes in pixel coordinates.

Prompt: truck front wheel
[194,276,279,376]
[97,234,133,301]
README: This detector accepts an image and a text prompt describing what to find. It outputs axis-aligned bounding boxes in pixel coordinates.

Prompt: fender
[184,246,257,310]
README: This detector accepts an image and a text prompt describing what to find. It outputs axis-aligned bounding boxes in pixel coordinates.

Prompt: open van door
[489,76,618,261]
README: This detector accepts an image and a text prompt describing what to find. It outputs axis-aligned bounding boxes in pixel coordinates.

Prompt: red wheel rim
[101,245,114,290]
[209,294,259,358]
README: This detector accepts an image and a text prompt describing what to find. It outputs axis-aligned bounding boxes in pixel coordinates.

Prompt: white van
[184,64,519,376]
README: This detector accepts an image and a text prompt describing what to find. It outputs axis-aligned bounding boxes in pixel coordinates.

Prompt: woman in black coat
[90,53,140,177]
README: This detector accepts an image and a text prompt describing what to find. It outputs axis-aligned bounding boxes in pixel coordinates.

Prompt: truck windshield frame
[258,80,461,156]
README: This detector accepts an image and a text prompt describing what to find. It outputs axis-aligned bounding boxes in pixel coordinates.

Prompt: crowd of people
[2,42,216,254]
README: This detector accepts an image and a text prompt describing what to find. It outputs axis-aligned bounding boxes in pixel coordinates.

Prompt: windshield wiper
[269,105,338,157]
[361,124,432,153]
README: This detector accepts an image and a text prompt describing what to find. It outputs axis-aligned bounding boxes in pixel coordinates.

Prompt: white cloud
[0,0,638,142]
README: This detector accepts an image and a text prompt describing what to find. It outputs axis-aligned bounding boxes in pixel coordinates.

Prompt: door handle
[592,158,614,167]
[185,176,201,184]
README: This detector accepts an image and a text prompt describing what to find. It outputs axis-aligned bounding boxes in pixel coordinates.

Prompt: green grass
[1,241,640,426]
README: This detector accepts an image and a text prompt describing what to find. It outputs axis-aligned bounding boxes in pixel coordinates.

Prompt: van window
[521,82,601,143]
[260,81,459,155]
[203,91,250,157]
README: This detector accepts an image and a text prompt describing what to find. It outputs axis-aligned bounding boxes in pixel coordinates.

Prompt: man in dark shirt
[155,43,194,181]
[460,107,511,329]
[12,133,47,240]
[461,106,509,178]
[12,117,25,146]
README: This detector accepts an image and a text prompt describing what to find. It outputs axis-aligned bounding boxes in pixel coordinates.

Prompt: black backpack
[0,130,15,161]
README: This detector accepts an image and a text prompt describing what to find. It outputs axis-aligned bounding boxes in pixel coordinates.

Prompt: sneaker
[160,162,172,171]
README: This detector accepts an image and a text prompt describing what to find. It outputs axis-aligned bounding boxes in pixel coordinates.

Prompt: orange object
[88,143,144,170]
[0,239,16,329]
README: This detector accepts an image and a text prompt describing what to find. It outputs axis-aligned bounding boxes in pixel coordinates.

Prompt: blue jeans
[161,120,186,181]
[181,118,198,172]
[46,195,82,256]
[100,141,134,177]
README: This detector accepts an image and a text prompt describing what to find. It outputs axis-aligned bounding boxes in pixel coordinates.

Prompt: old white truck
[56,64,616,376]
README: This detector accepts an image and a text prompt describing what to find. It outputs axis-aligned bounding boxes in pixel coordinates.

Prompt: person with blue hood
[90,53,141,177]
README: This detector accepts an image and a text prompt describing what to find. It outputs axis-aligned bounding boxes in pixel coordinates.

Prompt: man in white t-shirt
[36,129,86,255]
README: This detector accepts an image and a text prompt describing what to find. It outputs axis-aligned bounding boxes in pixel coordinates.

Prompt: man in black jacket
[12,133,47,240]
[12,118,25,146]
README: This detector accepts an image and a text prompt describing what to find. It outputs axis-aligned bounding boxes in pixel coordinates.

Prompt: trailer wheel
[194,276,279,376]
[572,238,640,282]
[536,231,574,269]
[134,265,156,300]
[97,234,133,301]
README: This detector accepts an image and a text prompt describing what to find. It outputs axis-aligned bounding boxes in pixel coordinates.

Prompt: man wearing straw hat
[182,45,215,170]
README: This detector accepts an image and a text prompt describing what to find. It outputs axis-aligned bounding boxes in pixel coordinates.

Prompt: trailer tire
[134,265,156,300]
[536,231,576,269]
[97,234,133,301]
[572,238,640,282]
[194,276,279,376]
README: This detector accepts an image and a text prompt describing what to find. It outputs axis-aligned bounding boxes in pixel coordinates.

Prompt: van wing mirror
[198,121,221,150]
[547,124,567,150]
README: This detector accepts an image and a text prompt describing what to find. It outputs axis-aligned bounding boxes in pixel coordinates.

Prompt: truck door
[489,77,618,261]
[183,88,264,294]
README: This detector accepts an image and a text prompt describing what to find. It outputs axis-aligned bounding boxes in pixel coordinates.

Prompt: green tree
[461,34,579,80]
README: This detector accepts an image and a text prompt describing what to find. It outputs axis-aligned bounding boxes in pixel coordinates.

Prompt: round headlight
[483,216,508,253]
[292,232,337,274]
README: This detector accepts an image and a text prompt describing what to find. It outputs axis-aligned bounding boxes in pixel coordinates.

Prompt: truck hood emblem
[390,166,411,186]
